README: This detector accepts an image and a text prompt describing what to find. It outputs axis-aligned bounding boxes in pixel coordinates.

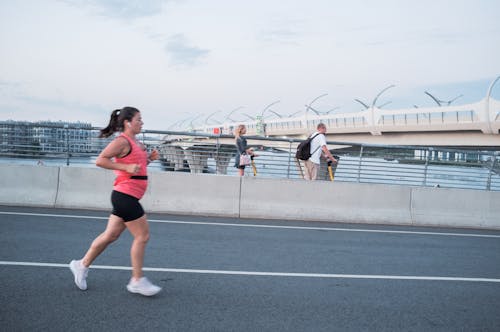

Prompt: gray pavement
[1,205,500,331]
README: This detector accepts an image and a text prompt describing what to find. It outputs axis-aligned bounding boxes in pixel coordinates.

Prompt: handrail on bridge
[1,124,499,191]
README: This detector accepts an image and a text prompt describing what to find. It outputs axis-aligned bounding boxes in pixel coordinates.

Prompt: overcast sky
[1,0,499,129]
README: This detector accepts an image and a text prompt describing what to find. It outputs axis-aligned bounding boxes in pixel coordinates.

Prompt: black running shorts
[111,190,144,222]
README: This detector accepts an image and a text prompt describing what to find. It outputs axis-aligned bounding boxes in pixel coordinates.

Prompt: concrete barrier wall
[239,177,413,225]
[410,187,500,229]
[1,165,499,229]
[143,172,241,217]
[55,167,115,209]
[0,164,59,207]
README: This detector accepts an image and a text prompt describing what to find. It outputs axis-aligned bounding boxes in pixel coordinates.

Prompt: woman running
[70,106,161,296]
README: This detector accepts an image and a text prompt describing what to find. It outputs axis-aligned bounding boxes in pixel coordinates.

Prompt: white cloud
[59,0,171,19]
[165,34,210,67]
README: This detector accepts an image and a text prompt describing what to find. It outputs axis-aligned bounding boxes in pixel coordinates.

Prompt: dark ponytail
[99,106,140,138]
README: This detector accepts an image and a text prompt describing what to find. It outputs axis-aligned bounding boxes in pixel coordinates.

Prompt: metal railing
[1,124,499,191]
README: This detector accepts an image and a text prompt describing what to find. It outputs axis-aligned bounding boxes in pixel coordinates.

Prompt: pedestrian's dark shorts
[111,190,144,222]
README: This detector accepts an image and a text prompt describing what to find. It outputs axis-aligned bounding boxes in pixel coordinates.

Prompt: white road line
[0,211,108,220]
[149,219,500,239]
[1,211,500,239]
[1,260,499,283]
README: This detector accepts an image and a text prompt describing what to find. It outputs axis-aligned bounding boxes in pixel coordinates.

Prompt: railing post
[357,145,364,183]
[64,124,70,166]
[486,152,498,191]
[215,136,220,174]
[287,140,293,178]
[423,147,431,186]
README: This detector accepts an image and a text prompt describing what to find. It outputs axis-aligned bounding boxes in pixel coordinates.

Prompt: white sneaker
[69,260,89,291]
[126,277,162,296]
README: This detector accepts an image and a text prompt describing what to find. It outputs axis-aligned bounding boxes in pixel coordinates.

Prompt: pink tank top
[113,134,148,199]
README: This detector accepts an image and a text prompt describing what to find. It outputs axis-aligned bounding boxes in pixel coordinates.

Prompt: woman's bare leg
[81,214,126,267]
[125,215,150,280]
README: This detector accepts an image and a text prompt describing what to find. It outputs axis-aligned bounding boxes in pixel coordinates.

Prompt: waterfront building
[0,120,93,155]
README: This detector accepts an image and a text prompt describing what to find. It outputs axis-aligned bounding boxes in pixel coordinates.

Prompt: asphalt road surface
[1,205,499,331]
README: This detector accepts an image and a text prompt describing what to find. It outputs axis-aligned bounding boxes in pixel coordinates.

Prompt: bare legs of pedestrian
[71,214,161,296]
[125,215,149,280]
[81,215,126,267]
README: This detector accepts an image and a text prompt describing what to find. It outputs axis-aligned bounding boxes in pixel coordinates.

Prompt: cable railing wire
[0,124,498,191]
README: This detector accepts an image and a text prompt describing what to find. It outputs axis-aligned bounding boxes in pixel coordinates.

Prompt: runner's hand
[149,149,159,161]
[125,164,140,174]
